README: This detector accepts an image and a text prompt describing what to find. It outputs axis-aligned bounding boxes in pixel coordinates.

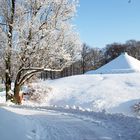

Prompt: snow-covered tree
[0,0,16,100]
[0,0,81,104]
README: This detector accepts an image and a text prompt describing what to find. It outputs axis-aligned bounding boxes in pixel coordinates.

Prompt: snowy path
[26,110,115,140]
[1,106,140,140]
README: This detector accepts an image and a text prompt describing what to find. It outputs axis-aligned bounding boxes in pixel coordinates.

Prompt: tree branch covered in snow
[0,0,81,103]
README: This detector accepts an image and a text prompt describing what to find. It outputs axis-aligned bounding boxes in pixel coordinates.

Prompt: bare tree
[80,43,91,74]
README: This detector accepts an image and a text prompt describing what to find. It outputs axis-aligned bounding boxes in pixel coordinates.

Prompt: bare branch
[17,67,63,86]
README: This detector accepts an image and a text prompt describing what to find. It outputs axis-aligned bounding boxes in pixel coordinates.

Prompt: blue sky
[74,0,140,48]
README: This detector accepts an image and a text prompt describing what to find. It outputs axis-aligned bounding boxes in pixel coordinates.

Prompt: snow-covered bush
[133,102,140,113]
[24,84,52,104]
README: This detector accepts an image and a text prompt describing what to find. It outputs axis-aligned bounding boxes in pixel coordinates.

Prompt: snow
[0,107,33,140]
[0,106,140,140]
[28,73,139,116]
[0,72,140,139]
[1,52,140,139]
[1,73,140,116]
[0,91,6,103]
[86,52,140,74]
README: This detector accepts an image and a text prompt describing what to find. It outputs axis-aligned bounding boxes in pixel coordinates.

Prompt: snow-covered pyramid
[87,52,140,74]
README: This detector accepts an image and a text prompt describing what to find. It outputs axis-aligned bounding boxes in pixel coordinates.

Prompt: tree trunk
[14,84,22,104]
[5,0,15,101]
[82,60,85,74]
[5,82,11,100]
[5,57,12,101]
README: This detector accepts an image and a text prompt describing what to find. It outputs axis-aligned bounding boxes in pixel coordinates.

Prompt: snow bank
[33,73,140,116]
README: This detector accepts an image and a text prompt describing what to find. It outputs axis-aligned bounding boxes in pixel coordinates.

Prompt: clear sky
[74,0,140,48]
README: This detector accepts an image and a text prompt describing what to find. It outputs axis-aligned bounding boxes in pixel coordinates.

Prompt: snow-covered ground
[26,73,140,116]
[1,53,140,139]
[1,72,140,139]
[1,73,140,116]
[0,106,140,140]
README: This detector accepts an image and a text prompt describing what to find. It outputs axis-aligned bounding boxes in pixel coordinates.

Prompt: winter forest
[0,0,140,140]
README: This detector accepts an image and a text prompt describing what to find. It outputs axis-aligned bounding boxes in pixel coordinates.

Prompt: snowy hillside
[24,73,140,116]
[1,73,140,116]
[87,53,140,74]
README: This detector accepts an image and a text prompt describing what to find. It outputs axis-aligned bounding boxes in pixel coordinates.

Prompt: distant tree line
[40,39,140,80]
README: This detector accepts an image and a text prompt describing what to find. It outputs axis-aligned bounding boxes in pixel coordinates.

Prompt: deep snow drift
[87,53,140,74]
